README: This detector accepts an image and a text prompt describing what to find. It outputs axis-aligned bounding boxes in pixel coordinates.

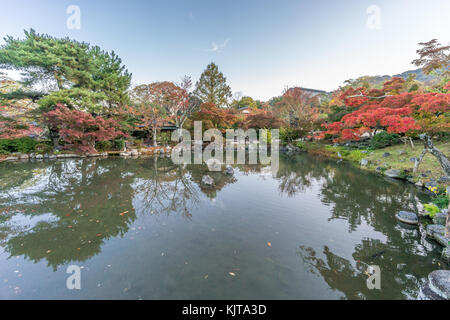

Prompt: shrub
[346,150,366,162]
[34,142,54,155]
[423,203,441,218]
[432,193,449,209]
[279,127,301,144]
[96,140,113,152]
[296,141,306,150]
[113,138,125,151]
[158,131,172,146]
[0,137,38,154]
[369,132,400,149]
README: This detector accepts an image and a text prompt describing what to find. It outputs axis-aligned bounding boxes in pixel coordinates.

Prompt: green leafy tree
[193,62,232,107]
[0,29,131,114]
[0,30,132,147]
[231,96,258,110]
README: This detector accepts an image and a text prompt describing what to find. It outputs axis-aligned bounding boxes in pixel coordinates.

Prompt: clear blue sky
[1,0,449,100]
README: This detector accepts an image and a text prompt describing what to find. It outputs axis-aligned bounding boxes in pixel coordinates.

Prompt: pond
[0,153,446,299]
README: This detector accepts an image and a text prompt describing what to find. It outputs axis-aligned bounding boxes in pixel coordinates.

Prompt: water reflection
[0,153,446,299]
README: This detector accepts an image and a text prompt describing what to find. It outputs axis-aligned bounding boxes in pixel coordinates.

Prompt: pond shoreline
[1,142,448,193]
[281,142,450,195]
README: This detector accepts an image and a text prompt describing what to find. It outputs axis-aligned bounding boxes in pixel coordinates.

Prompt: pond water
[0,153,446,299]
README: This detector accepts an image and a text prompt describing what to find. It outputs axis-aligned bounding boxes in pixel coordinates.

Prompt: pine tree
[0,29,131,114]
[193,62,232,107]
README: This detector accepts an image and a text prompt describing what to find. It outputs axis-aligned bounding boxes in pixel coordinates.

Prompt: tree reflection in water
[0,153,445,299]
[0,156,238,270]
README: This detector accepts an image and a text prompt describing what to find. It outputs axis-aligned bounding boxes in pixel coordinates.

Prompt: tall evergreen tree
[193,62,232,107]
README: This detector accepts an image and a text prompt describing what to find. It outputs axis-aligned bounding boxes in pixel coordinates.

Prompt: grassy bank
[296,139,450,192]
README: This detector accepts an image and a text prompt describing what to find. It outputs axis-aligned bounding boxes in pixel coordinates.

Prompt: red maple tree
[42,104,126,153]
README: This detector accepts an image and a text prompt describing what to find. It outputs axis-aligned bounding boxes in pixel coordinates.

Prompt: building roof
[287,87,328,94]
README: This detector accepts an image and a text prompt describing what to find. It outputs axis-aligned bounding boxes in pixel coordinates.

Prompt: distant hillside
[344,68,440,89]
[375,68,438,85]
[394,68,439,83]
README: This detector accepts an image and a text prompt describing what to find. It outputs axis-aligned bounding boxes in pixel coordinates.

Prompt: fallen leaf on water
[96,233,102,237]
[204,275,209,279]
[119,211,129,216]
[229,272,236,277]
[267,242,272,247]
[46,250,51,254]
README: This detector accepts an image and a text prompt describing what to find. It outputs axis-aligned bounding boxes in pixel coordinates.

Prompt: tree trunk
[418,134,450,177]
[446,200,450,241]
[409,137,415,149]
[153,127,157,147]
[413,148,427,173]
[48,126,60,149]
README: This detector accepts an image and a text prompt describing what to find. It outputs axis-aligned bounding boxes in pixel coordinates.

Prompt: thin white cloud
[206,38,230,53]
[188,11,194,20]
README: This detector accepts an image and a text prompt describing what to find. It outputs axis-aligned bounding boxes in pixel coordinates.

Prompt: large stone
[433,212,448,226]
[398,150,406,155]
[426,224,445,240]
[201,175,214,186]
[5,156,19,161]
[425,180,437,188]
[395,211,419,225]
[384,169,401,179]
[120,152,131,157]
[438,176,450,183]
[382,152,391,157]
[434,233,449,247]
[428,270,450,300]
[35,155,43,160]
[360,158,368,166]
[225,165,234,176]
[442,247,450,263]
[64,154,79,158]
[206,158,222,172]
